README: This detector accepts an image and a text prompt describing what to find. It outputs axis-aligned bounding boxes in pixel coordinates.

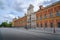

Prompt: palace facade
[12,1,60,28]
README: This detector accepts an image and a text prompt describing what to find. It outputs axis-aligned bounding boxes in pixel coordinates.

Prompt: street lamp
[53,26,56,33]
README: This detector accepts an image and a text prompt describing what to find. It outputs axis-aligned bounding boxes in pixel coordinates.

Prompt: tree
[1,22,8,27]
[0,24,2,27]
[0,22,12,27]
[8,22,12,27]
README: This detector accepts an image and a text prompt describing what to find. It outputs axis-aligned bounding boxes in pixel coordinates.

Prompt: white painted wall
[31,13,36,27]
[27,4,34,27]
[31,13,36,20]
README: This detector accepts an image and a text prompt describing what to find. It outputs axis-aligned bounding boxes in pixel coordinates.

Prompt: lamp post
[53,26,56,33]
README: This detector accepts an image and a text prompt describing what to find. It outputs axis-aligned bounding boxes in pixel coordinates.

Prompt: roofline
[44,1,60,9]
[36,1,60,13]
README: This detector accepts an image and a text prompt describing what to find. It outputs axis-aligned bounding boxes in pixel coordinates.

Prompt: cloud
[0,0,5,9]
[39,0,60,7]
[0,0,60,24]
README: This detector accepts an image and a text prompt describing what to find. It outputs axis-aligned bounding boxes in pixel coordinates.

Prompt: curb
[28,29,60,35]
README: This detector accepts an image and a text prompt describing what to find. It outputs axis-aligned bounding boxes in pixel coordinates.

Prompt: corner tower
[27,4,34,28]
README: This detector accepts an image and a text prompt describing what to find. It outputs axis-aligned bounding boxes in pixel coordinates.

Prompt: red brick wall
[13,16,27,27]
[36,3,60,28]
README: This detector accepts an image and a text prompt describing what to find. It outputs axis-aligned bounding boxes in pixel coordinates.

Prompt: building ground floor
[13,17,60,28]
[36,17,60,28]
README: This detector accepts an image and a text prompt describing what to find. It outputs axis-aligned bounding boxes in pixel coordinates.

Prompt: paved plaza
[0,28,60,40]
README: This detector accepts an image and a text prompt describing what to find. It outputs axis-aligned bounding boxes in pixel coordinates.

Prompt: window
[28,20,31,23]
[45,23,47,27]
[40,24,42,27]
[50,23,53,28]
[30,17,31,20]
[56,11,60,16]
[40,16,42,20]
[44,14,47,19]
[50,12,53,17]
[36,16,38,20]
[57,22,60,28]
[37,24,39,27]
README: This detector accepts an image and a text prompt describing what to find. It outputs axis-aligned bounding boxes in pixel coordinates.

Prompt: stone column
[42,21,45,29]
[47,20,50,28]
[53,20,57,33]
[53,20,57,28]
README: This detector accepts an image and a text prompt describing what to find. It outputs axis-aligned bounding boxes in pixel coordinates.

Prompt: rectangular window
[50,23,53,28]
[44,14,47,19]
[45,23,47,27]
[37,24,39,27]
[56,11,60,16]
[58,22,60,28]
[50,12,53,17]
[36,16,38,20]
[40,16,42,20]
[28,20,31,23]
[40,24,42,27]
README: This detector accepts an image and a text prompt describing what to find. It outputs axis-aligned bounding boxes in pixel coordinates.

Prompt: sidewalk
[14,27,60,35]
[28,28,60,35]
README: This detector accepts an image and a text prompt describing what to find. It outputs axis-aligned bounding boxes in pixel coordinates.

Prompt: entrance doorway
[50,23,53,28]
[58,22,60,28]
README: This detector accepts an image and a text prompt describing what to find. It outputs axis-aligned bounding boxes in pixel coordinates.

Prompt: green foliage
[0,22,12,27]
[8,22,12,27]
[0,25,1,27]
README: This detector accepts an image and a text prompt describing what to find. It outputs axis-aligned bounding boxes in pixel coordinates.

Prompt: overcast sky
[0,0,59,24]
